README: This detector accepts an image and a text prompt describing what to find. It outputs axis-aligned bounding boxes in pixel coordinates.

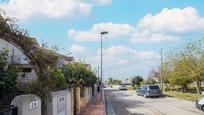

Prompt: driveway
[105,89,203,115]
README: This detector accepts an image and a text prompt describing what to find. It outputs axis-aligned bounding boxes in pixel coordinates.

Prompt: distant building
[124,78,131,85]
[84,64,91,70]
[56,53,75,67]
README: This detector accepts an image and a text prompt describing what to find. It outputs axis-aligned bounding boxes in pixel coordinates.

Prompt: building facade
[0,38,38,82]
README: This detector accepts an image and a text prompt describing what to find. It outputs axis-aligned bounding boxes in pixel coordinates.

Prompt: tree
[147,69,159,84]
[179,41,204,94]
[0,13,69,115]
[108,77,113,85]
[0,49,18,95]
[145,77,157,85]
[107,77,122,85]
[153,39,204,94]
[167,58,193,92]
[62,62,98,87]
[62,62,98,115]
[147,69,159,80]
[131,76,144,87]
[113,79,122,85]
[167,39,204,94]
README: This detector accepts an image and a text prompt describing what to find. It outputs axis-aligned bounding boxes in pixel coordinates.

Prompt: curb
[104,89,116,115]
[103,89,107,115]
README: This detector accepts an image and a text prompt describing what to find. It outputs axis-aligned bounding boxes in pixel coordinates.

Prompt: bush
[0,49,18,94]
[131,85,138,90]
[188,87,197,93]
[164,87,171,91]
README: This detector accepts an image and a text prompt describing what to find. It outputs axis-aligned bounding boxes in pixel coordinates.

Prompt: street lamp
[161,48,164,93]
[100,31,108,100]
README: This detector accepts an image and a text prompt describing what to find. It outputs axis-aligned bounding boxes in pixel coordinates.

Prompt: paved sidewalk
[78,92,105,115]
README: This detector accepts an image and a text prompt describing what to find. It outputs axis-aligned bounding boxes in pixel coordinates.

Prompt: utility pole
[100,31,108,101]
[100,33,103,100]
[161,48,164,93]
[98,65,100,79]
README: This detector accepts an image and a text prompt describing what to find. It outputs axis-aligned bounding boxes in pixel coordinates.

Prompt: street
[105,89,203,115]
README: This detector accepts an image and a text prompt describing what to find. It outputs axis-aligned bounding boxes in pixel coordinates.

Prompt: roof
[56,53,75,62]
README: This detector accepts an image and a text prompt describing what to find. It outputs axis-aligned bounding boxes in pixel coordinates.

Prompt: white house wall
[0,38,38,82]
[0,38,28,64]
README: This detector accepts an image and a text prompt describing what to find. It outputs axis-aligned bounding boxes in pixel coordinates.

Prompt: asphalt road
[105,89,204,115]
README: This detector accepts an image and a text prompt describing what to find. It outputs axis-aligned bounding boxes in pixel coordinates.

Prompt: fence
[0,105,18,115]
[0,91,24,105]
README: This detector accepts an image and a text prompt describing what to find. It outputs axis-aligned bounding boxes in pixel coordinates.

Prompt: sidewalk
[78,92,105,115]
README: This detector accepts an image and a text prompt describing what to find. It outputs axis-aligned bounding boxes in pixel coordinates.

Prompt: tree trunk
[164,81,169,89]
[196,81,201,94]
[41,95,47,115]
[181,85,188,93]
[199,81,202,92]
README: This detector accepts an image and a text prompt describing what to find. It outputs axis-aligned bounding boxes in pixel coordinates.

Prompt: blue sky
[1,0,204,80]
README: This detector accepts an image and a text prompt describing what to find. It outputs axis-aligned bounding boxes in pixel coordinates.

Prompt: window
[22,68,32,72]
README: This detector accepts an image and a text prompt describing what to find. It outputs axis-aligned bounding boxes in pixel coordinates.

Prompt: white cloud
[100,45,159,59]
[68,21,179,43]
[72,45,160,79]
[82,45,159,68]
[81,45,159,79]
[137,7,204,33]
[93,0,112,5]
[70,44,85,53]
[69,7,204,44]
[68,22,135,42]
[101,45,130,57]
[0,0,111,20]
[118,59,129,65]
[137,51,159,59]
[68,6,204,43]
[130,30,179,43]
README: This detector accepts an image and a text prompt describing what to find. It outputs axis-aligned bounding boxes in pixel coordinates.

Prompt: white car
[118,85,127,90]
[196,97,204,111]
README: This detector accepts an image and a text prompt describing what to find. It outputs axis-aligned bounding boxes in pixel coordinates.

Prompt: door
[57,95,66,115]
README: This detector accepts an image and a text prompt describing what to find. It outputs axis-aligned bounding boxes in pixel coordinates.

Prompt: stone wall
[9,87,95,115]
[72,87,94,114]
[11,94,41,115]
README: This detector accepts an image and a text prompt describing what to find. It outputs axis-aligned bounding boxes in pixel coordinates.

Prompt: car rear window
[140,87,147,90]
[149,86,159,89]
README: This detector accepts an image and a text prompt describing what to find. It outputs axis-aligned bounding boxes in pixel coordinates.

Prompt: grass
[164,91,204,101]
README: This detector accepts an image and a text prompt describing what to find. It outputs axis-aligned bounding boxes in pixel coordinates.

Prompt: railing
[0,91,24,105]
[0,105,18,115]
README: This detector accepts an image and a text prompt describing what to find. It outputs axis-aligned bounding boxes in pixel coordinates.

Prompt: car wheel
[144,94,147,98]
[202,105,204,111]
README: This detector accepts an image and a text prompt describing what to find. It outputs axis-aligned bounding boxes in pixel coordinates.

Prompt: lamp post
[100,31,108,100]
[161,48,164,93]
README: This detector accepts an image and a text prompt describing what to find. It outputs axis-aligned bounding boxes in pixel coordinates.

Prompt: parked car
[143,85,161,98]
[196,97,204,111]
[118,85,127,90]
[136,86,147,96]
